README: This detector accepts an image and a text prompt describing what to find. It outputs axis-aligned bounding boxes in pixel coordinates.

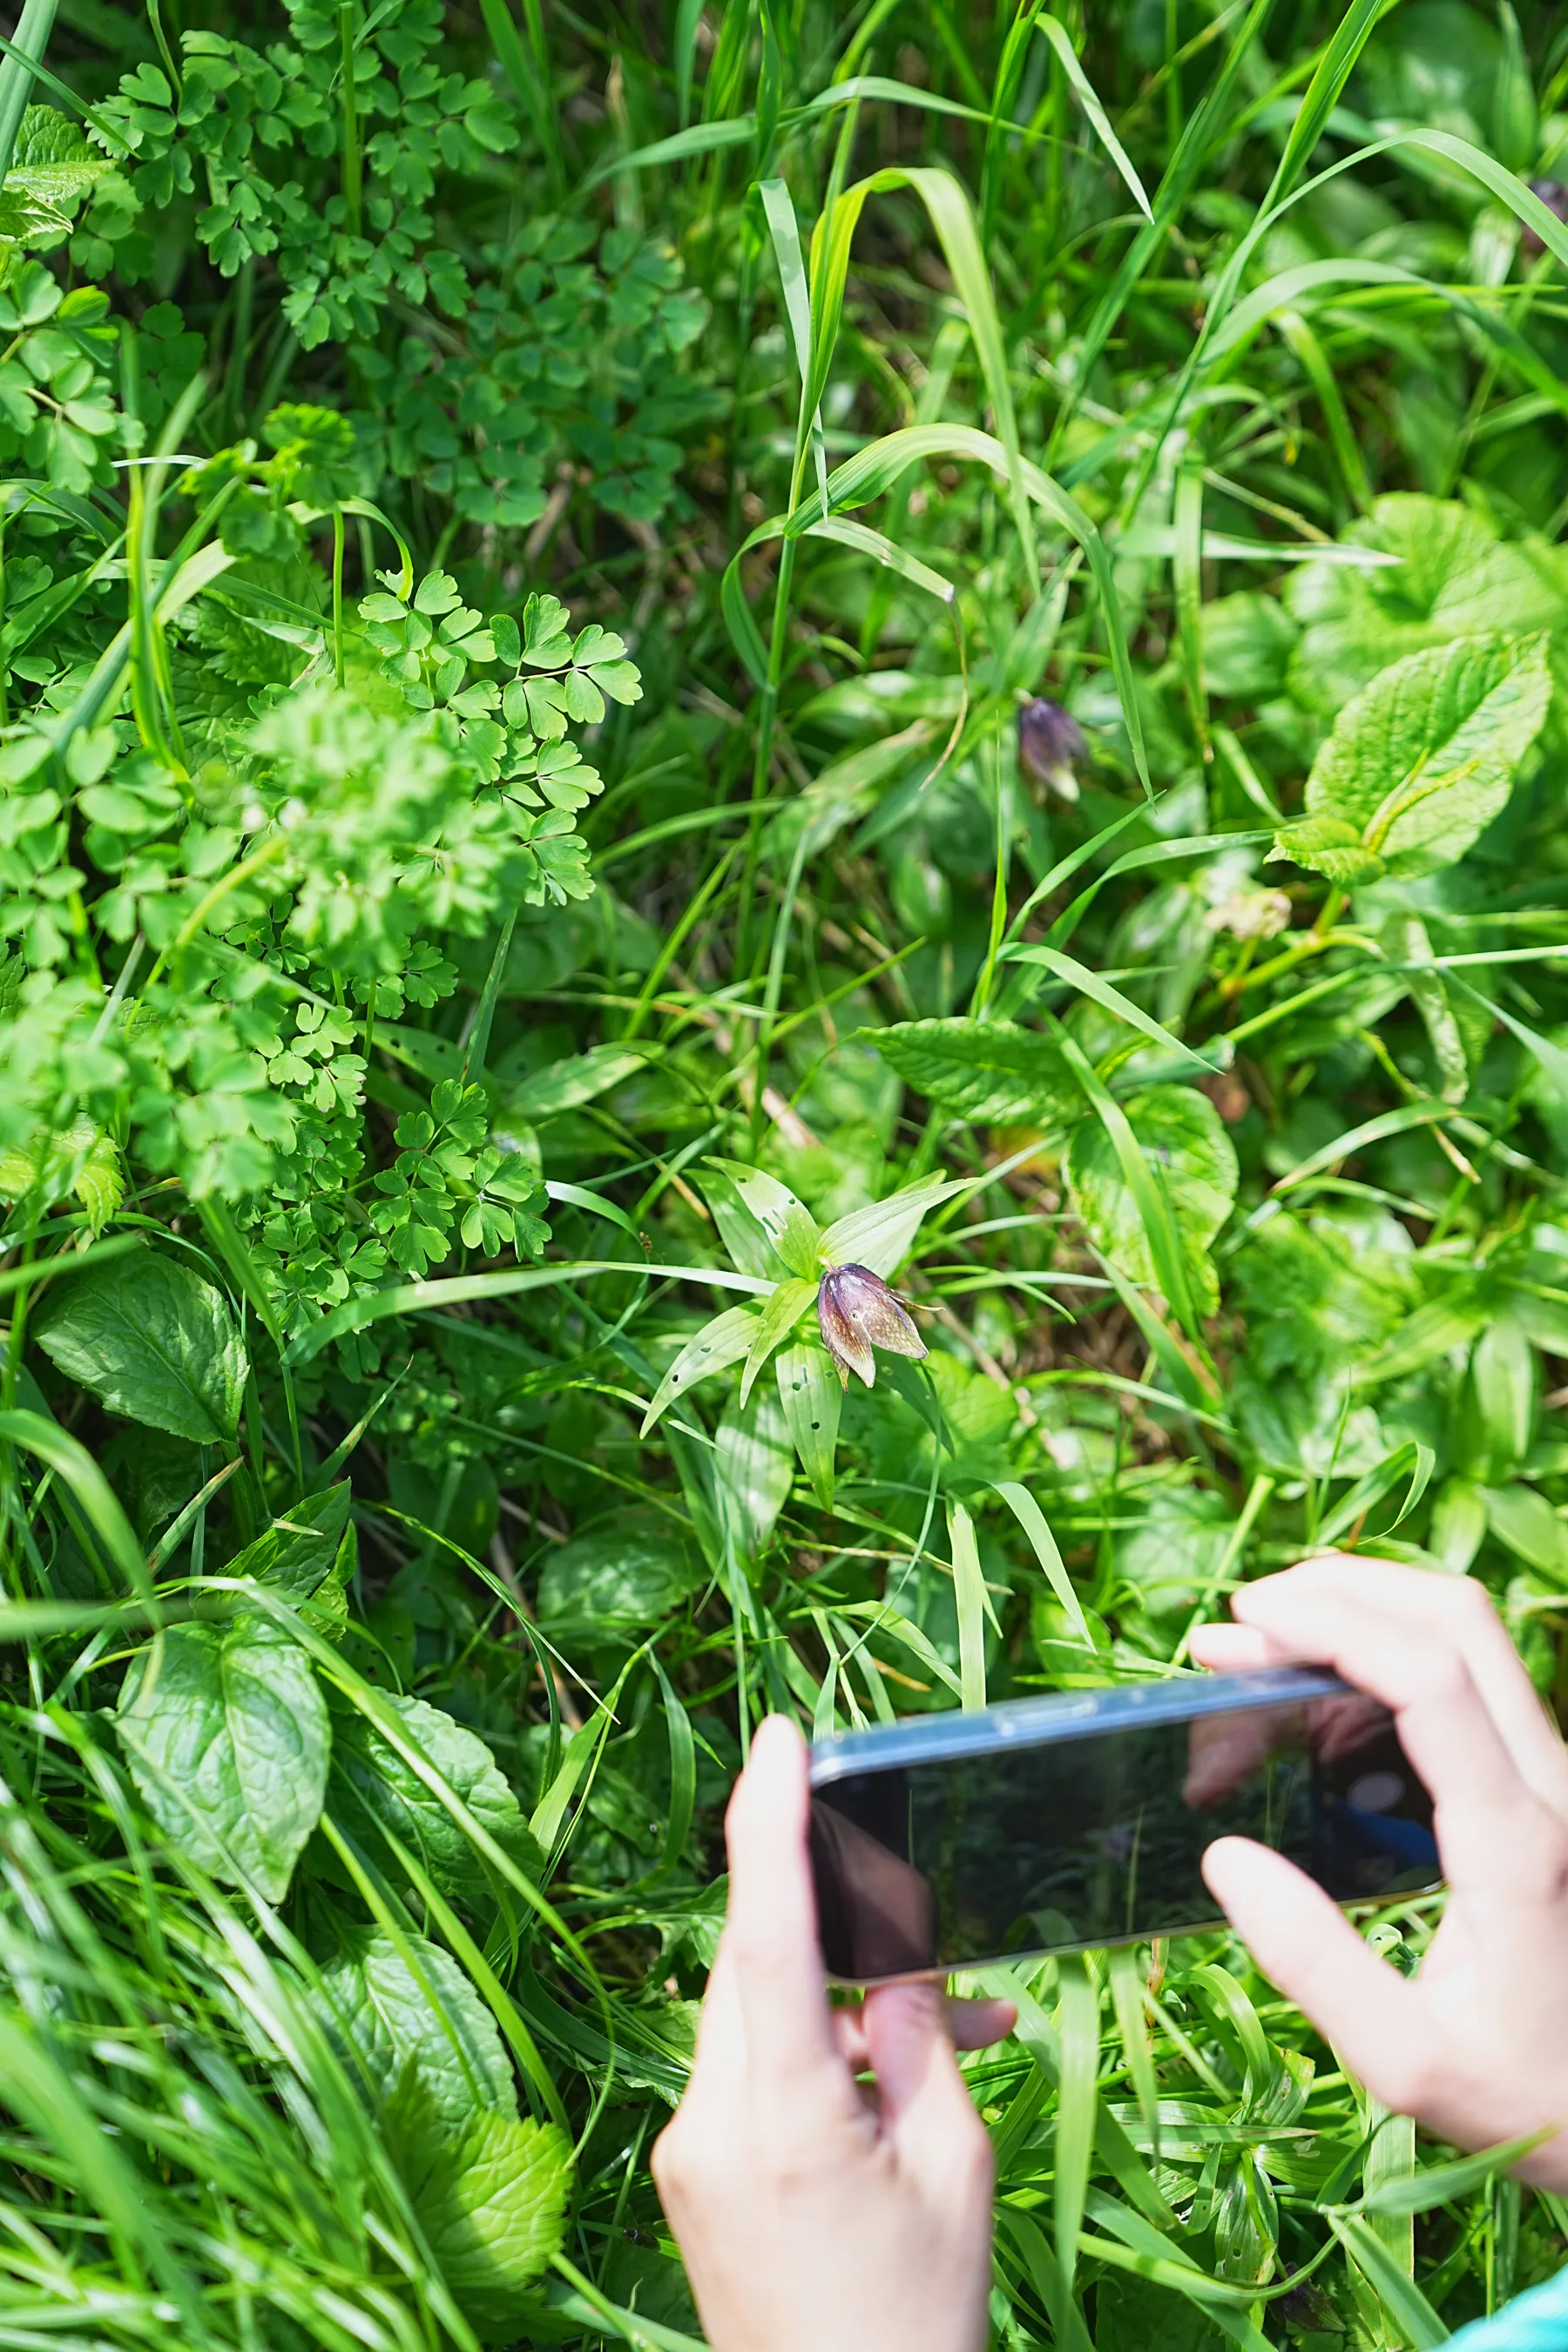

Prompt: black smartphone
[808,1667,1440,1984]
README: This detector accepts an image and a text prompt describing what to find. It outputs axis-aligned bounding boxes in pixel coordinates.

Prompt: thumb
[1202,1838,1422,2107]
[862,1981,977,2137]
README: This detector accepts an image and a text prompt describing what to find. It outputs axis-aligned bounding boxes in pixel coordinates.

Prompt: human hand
[1192,1553,1568,2186]
[652,1714,1016,2352]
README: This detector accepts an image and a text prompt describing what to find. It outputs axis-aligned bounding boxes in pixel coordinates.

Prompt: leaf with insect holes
[738,1277,817,1406]
[1276,632,1551,883]
[701,1161,821,1281]
[775,1341,841,1509]
[641,1304,760,1434]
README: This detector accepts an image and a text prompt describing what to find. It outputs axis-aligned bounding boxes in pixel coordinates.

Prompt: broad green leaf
[1066,1085,1238,1319]
[226,1484,352,1605]
[641,1305,760,1435]
[1278,632,1551,882]
[320,1926,517,2126]
[776,1340,841,1509]
[328,1692,545,1917]
[1284,492,1565,713]
[868,1017,1080,1127]
[396,2095,571,2331]
[115,1618,328,1903]
[537,1524,701,1646]
[33,1247,248,1445]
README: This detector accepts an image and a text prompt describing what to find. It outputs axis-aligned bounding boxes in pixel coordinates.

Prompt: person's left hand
[652,1713,1016,2352]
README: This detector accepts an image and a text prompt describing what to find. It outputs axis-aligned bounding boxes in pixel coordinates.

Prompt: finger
[834,1994,1015,2073]
[1283,1556,1568,1815]
[1202,1837,1424,2110]
[861,1980,976,2134]
[723,1713,838,2078]
[683,1930,747,2091]
[1183,1707,1280,1807]
[950,1996,1017,2051]
[1225,1575,1550,1888]
[1188,1624,1273,1672]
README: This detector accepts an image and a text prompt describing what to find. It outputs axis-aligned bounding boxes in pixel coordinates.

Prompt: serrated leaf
[868,1017,1080,1126]
[1270,813,1385,886]
[33,1248,248,1444]
[114,1618,328,1903]
[328,1693,545,1918]
[318,1926,517,2127]
[397,2099,571,2332]
[537,1524,701,1646]
[226,1484,352,1606]
[1066,1085,1237,1318]
[1293,632,1551,882]
[1287,491,1565,713]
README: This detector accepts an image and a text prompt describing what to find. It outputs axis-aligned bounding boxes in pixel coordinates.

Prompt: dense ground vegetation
[0,0,1566,2340]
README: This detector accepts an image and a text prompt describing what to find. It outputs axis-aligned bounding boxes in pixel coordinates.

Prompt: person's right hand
[1192,1553,1568,2186]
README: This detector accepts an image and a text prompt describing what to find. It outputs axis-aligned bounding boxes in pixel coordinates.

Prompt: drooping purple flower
[1522,179,1568,258]
[1017,698,1086,801]
[817,1263,928,1389]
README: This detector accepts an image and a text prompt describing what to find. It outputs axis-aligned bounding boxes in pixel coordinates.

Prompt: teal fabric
[1449,2268,1568,2346]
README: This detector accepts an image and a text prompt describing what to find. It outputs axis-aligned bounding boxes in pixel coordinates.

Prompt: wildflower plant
[0,0,1564,2342]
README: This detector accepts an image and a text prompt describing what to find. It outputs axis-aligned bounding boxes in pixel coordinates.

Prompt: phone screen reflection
[809,1689,1439,1982]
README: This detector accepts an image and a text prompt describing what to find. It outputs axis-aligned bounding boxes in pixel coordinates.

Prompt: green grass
[0,0,1565,2342]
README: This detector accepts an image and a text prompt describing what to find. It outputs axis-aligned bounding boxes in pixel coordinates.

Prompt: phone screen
[809,1686,1438,1981]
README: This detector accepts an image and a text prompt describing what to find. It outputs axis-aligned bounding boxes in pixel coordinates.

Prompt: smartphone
[808,1668,1440,1984]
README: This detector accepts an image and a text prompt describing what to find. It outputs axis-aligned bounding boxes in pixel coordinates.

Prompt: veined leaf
[1277,632,1551,883]
[395,2096,571,2331]
[319,1925,517,2126]
[115,1618,328,1903]
[868,1017,1080,1128]
[33,1248,247,1446]
[1065,1079,1237,1325]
